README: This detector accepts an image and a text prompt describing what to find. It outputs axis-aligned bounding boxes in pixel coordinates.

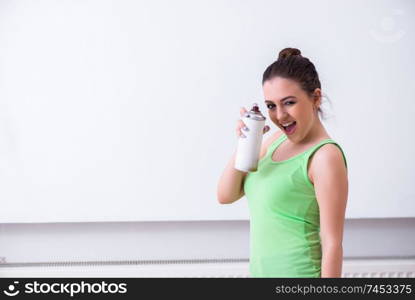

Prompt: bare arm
[311,144,348,277]
[216,151,248,204]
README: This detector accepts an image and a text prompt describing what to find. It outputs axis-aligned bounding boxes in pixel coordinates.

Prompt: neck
[297,116,328,145]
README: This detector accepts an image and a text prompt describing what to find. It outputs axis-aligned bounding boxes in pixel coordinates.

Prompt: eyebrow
[264,96,296,103]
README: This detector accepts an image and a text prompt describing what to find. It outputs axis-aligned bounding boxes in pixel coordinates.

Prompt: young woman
[217,48,348,278]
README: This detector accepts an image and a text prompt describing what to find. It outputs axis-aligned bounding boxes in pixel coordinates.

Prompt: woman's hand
[236,107,270,138]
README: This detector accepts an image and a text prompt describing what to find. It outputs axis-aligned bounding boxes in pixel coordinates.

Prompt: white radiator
[0,258,414,278]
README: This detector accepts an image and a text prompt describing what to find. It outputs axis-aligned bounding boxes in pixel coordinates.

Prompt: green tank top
[243,133,348,278]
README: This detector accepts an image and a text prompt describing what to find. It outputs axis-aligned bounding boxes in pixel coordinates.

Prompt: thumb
[263,125,270,134]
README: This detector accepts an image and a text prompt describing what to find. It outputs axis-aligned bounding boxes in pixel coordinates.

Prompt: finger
[236,119,246,130]
[263,125,270,134]
[235,128,246,138]
[239,107,247,117]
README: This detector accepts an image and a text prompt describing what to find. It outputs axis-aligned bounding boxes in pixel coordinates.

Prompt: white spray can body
[234,103,266,172]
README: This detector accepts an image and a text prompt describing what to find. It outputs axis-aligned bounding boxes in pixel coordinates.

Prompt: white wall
[0,0,414,223]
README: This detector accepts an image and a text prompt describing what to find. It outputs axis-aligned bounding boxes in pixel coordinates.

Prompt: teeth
[282,121,295,127]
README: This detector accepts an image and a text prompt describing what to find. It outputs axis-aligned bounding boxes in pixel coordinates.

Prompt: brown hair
[262,47,328,119]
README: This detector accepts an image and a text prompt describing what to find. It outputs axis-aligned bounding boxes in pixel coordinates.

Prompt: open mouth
[281,121,297,135]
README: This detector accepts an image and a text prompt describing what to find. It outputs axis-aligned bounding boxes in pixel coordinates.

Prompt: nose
[275,107,288,123]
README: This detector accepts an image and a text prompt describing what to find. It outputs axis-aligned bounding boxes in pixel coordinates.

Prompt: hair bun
[278,47,302,60]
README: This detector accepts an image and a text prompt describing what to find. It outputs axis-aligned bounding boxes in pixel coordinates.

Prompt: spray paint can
[234,103,266,172]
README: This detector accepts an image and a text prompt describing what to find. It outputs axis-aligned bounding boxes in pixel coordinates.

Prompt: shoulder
[313,143,345,163]
[308,143,347,184]
[259,130,283,159]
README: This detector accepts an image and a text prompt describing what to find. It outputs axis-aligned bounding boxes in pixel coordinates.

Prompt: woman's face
[263,77,321,144]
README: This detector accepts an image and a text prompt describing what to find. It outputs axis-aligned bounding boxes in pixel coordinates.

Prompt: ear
[313,88,322,109]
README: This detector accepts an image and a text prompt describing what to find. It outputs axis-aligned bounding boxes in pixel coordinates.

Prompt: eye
[284,101,296,106]
[266,103,275,110]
